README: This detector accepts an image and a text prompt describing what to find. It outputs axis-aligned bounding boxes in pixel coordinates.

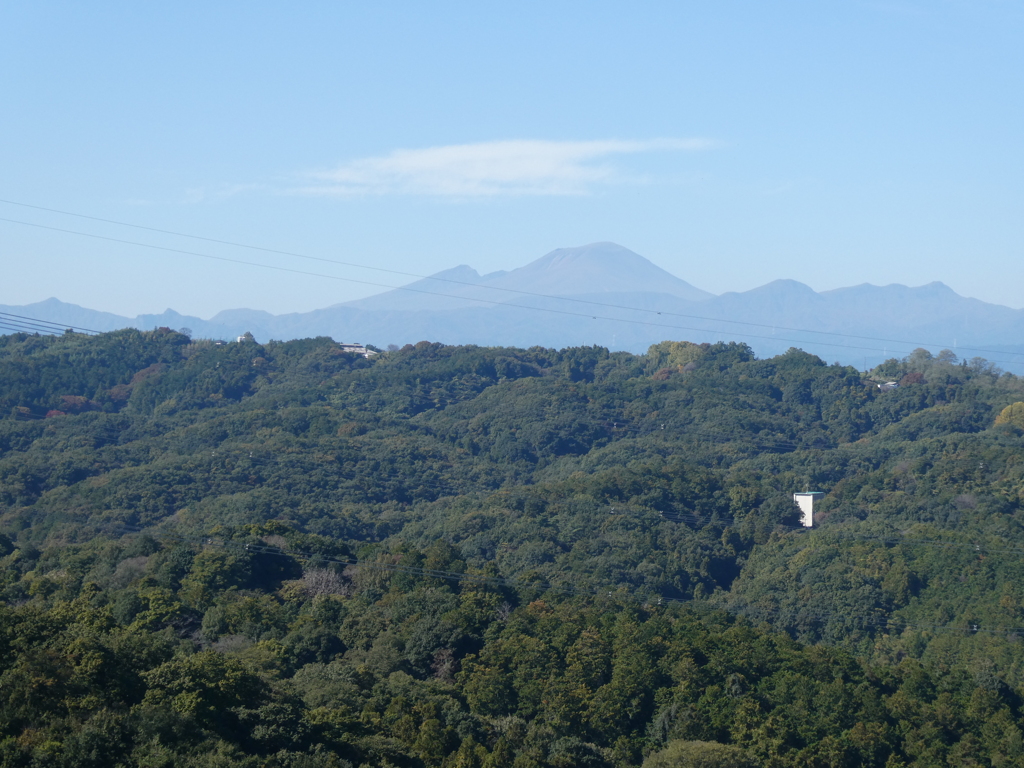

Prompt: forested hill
[3,329,1024,767]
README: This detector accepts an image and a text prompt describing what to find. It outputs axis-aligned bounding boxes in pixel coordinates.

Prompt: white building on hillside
[338,342,378,358]
[793,492,824,528]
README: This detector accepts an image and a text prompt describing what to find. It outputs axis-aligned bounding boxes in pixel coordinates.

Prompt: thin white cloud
[297,138,714,197]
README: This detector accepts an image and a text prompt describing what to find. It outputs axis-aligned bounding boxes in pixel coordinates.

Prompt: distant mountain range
[5,242,1024,372]
[345,242,714,311]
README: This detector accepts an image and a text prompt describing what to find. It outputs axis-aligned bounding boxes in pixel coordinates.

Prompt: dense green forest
[3,328,1024,767]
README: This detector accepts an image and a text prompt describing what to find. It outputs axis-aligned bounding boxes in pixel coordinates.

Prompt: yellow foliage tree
[646,341,706,377]
[995,402,1024,429]
[643,740,756,768]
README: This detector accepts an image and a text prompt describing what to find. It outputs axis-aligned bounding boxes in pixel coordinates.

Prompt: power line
[0,312,100,336]
[0,319,60,335]
[0,216,911,355]
[0,321,88,337]
[0,311,102,335]
[0,321,36,335]
[2,204,1022,361]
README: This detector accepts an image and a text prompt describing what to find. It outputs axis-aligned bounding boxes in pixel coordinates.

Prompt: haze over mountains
[346,242,714,311]
[5,242,1024,371]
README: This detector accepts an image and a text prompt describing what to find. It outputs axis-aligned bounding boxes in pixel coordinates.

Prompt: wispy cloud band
[298,138,714,197]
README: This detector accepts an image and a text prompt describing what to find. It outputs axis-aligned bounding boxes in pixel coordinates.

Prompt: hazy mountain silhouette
[4,243,1024,372]
[345,242,713,311]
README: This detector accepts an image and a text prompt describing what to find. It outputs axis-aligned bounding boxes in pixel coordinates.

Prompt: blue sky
[2,1,1022,317]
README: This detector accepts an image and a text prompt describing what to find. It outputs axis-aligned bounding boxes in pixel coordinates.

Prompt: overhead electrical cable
[0,318,59,334]
[0,321,34,335]
[0,311,99,336]
[3,215,922,355]
[2,202,1022,360]
[0,309,102,333]
[0,320,80,337]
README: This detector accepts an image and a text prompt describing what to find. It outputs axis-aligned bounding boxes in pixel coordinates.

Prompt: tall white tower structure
[793,492,824,528]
